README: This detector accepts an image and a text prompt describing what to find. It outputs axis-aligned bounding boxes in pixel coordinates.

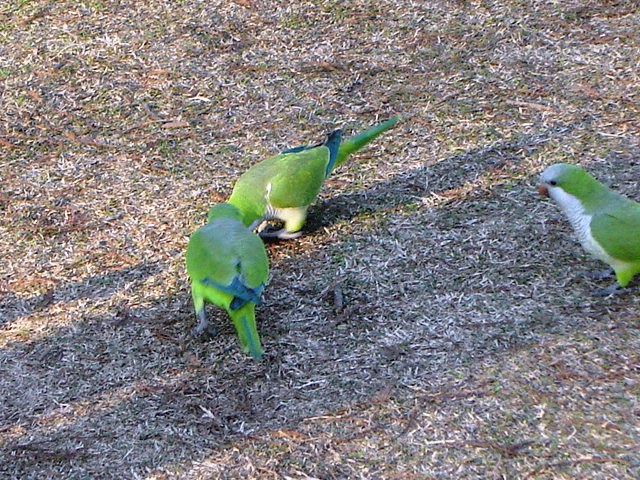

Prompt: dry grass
[1,0,639,478]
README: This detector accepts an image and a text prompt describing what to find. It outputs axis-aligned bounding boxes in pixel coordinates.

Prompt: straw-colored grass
[1,1,639,478]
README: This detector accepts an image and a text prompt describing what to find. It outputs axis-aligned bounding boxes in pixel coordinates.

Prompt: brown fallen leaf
[162,120,190,129]
[505,99,556,112]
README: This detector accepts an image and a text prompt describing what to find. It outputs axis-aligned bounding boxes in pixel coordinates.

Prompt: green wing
[267,146,331,207]
[186,224,237,288]
[230,145,330,211]
[234,225,270,288]
[591,201,640,261]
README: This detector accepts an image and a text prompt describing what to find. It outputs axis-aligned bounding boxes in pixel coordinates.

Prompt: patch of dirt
[1,0,639,478]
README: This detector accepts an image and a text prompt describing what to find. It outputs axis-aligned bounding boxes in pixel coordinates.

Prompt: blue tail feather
[240,313,263,360]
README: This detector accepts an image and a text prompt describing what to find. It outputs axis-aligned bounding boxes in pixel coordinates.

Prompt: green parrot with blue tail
[539,163,640,295]
[185,202,269,359]
[228,117,399,239]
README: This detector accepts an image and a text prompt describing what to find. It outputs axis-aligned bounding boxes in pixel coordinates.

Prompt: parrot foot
[591,283,631,297]
[192,310,217,339]
[258,228,303,240]
[191,323,218,340]
[249,219,268,232]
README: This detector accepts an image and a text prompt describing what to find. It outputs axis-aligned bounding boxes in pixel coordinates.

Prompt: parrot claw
[250,220,302,239]
[191,323,218,340]
[249,219,267,231]
[258,228,303,240]
[192,309,217,339]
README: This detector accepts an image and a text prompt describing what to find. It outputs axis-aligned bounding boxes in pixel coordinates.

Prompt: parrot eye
[548,180,557,186]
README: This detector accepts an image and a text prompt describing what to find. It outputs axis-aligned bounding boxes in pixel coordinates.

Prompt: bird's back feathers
[227,117,399,232]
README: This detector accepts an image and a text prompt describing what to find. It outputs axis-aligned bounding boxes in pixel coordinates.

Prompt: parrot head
[538,163,600,210]
[206,202,243,223]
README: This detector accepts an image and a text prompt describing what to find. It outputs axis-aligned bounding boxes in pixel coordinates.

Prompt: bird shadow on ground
[305,125,572,235]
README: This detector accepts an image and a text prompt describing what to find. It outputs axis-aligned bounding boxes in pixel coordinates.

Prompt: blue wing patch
[281,140,324,154]
[201,276,264,310]
[323,129,342,177]
[280,145,310,154]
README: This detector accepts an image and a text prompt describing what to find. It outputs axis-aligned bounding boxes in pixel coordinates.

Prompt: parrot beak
[538,184,549,197]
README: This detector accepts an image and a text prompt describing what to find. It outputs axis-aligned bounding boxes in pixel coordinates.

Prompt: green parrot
[228,117,400,239]
[539,163,640,294]
[185,202,269,359]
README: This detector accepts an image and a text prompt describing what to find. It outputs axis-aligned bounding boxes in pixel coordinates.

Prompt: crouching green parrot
[228,116,400,239]
[185,202,269,359]
[539,163,640,294]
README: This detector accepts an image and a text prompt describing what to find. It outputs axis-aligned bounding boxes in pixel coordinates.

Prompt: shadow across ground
[305,123,575,234]
[2,128,639,478]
